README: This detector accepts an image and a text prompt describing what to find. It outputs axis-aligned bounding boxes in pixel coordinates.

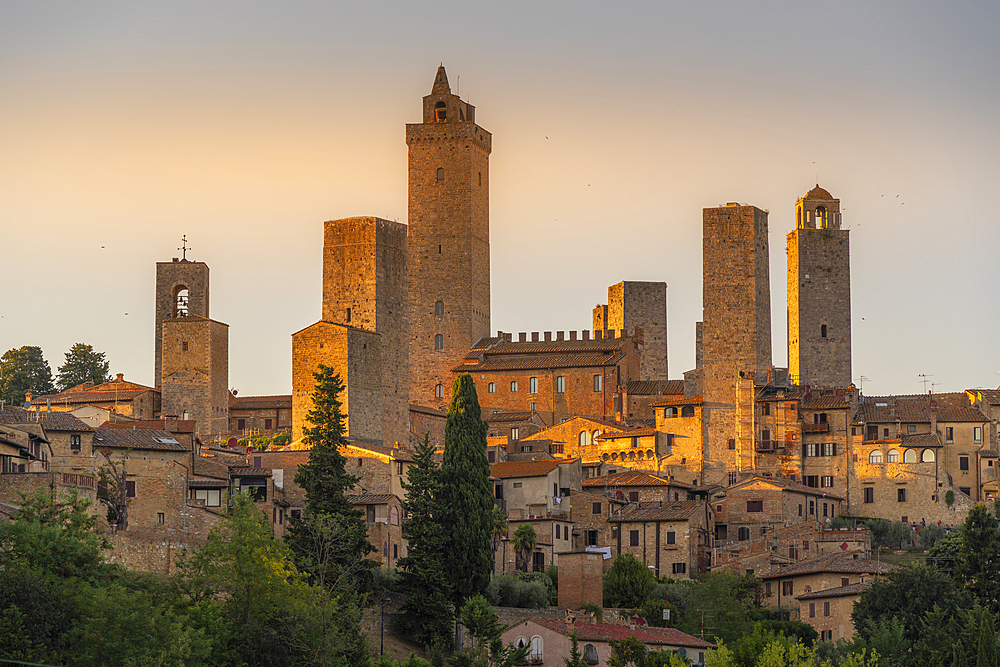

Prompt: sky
[2,1,998,399]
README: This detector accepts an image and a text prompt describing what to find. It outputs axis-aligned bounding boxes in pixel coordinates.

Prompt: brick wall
[558,551,604,609]
[607,282,668,381]
[161,317,229,440]
[154,260,209,388]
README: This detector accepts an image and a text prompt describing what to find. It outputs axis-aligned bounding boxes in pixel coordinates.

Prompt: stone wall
[161,316,229,440]
[104,531,204,574]
[154,259,210,388]
[607,281,668,381]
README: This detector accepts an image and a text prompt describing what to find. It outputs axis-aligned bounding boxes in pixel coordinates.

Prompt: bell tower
[787,185,852,388]
[406,65,492,407]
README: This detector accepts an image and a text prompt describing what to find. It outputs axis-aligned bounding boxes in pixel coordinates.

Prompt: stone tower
[316,216,409,447]
[787,185,851,388]
[701,204,772,483]
[161,316,229,440]
[154,259,209,388]
[406,65,492,407]
[600,281,669,381]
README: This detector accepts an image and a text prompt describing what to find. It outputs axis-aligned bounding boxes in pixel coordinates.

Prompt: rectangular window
[746,500,763,513]
[782,581,793,596]
[946,427,954,444]
[809,500,815,515]
[728,438,736,450]
[593,502,602,515]
[70,434,82,452]
[366,505,376,523]
[823,442,836,457]
[488,382,495,393]
[821,476,834,488]
[864,487,874,503]
[531,403,537,412]
[975,427,983,444]
[511,427,519,441]
[960,487,972,496]
[805,475,819,488]
[529,377,538,394]
[762,403,771,416]
[585,530,598,546]
[766,582,772,597]
[824,601,831,617]
[396,461,404,475]
[666,531,676,545]
[487,451,495,463]
[512,482,522,488]
[291,509,301,520]
[556,376,565,393]
[842,577,849,587]
[804,443,818,457]
[511,381,518,392]
[264,418,272,430]
[556,524,561,539]
[821,630,832,641]
[126,481,136,498]
[960,456,969,471]
[532,551,545,572]
[157,512,165,525]
[884,427,890,438]
[182,341,189,351]
[823,502,828,517]
[629,530,640,547]
[809,602,816,618]
[908,424,917,434]
[593,374,602,392]
[798,503,803,517]
[238,418,246,431]
[193,488,222,507]
[672,562,686,575]
[821,324,828,338]
[628,491,639,502]
[898,488,907,502]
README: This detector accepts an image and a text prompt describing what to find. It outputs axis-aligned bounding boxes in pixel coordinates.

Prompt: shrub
[485,574,550,609]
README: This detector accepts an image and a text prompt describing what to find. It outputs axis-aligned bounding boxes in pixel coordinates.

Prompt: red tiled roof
[0,408,93,432]
[797,581,872,600]
[103,419,196,433]
[33,376,158,405]
[583,471,694,489]
[455,352,626,372]
[804,185,834,200]
[409,403,447,417]
[255,451,312,470]
[800,394,851,410]
[526,618,715,649]
[347,493,396,505]
[597,428,658,439]
[650,395,703,407]
[729,475,845,501]
[857,394,986,424]
[490,459,576,479]
[610,500,703,522]
[761,551,894,580]
[627,380,685,396]
[231,394,291,410]
[93,428,190,451]
[485,411,536,423]
[230,467,271,476]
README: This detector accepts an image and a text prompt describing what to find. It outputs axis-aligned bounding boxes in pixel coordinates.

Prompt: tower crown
[422,65,475,124]
[796,184,841,230]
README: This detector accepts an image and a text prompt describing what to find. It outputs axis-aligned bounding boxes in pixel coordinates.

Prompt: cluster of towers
[151,66,853,457]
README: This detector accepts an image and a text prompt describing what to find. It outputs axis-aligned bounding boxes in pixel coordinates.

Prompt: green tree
[286,365,373,576]
[397,435,454,648]
[975,607,999,667]
[608,636,647,667]
[56,342,111,392]
[852,562,970,646]
[512,523,538,573]
[604,553,656,608]
[439,373,495,608]
[458,595,528,667]
[956,504,1000,613]
[668,572,765,647]
[928,531,962,574]
[0,345,54,404]
[565,631,587,667]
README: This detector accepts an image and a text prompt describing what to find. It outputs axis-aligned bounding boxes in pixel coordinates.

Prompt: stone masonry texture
[154,260,209,388]
[607,281,668,381]
[407,66,491,409]
[322,216,409,447]
[160,316,229,440]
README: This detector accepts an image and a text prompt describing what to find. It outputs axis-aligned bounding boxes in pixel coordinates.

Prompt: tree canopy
[55,342,111,392]
[604,553,656,609]
[0,345,54,404]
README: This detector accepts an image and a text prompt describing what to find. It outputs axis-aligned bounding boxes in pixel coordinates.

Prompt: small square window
[630,530,640,547]
[666,531,676,545]
[672,562,686,575]
[897,488,907,502]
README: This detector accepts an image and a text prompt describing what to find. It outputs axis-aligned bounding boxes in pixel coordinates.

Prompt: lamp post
[379,595,391,655]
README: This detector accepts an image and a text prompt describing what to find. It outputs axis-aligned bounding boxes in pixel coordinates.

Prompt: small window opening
[435,334,443,351]
[346,307,351,323]
[436,167,445,181]
[435,384,444,399]
[438,244,442,254]
[435,300,444,317]
[434,101,446,122]
[182,341,189,352]
[821,324,828,338]
[174,286,189,317]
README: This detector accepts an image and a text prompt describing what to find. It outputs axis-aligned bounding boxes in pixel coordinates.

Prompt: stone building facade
[154,258,210,388]
[787,186,852,389]
[701,204,772,486]
[407,65,492,409]
[609,500,712,578]
[160,315,229,440]
[594,281,668,381]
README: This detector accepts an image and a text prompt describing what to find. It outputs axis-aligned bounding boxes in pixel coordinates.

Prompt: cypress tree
[439,373,495,609]
[286,365,372,571]
[397,435,454,648]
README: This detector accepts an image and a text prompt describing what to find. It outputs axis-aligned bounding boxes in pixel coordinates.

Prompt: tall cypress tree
[439,373,495,609]
[396,435,453,648]
[286,366,372,571]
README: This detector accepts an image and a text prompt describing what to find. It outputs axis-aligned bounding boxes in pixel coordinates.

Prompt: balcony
[803,422,829,434]
[756,439,776,452]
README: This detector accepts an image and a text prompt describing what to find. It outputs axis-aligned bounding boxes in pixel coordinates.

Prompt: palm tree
[490,505,508,562]
[512,523,538,572]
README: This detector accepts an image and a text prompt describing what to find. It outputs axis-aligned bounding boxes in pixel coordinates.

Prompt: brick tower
[154,257,209,388]
[787,185,852,388]
[701,204,772,484]
[601,281,669,381]
[406,65,492,407]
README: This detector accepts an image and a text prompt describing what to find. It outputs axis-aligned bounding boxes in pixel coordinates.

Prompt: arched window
[529,636,543,661]
[579,431,590,447]
[174,286,189,317]
[903,448,917,463]
[602,453,610,461]
[922,449,936,462]
[584,644,599,665]
[869,450,883,464]
[390,506,399,525]
[611,453,618,461]
[435,334,443,351]
[646,449,654,459]
[664,407,678,418]
[628,451,636,460]
[738,527,750,541]
[488,382,495,393]
[886,449,900,463]
[435,300,444,316]
[435,384,444,399]
[434,102,447,122]
[816,206,828,229]
[436,167,445,181]
[515,637,527,651]
[681,406,695,418]
[593,429,602,442]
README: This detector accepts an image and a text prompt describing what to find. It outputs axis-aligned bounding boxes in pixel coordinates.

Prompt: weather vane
[178,235,190,260]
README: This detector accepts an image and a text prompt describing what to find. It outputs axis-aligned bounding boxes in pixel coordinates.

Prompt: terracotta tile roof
[973,389,1000,404]
[627,380,685,396]
[583,471,694,489]
[804,185,834,200]
[730,475,845,501]
[597,428,658,439]
[490,459,575,479]
[343,441,413,460]
[230,467,271,476]
[800,393,851,410]
[485,411,536,423]
[527,618,715,649]
[255,451,312,470]
[188,478,230,488]
[230,394,291,410]
[980,450,999,458]
[409,403,447,417]
[650,395,703,407]
[33,376,158,405]
[760,551,894,580]
[0,408,93,432]
[455,352,626,372]
[857,394,986,424]
[797,581,872,600]
[610,500,703,522]
[103,419,196,433]
[93,427,190,451]
[815,529,870,542]
[347,493,395,505]
[901,432,942,447]
[192,455,230,479]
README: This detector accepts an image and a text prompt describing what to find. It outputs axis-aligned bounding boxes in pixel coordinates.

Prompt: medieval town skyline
[2,2,998,398]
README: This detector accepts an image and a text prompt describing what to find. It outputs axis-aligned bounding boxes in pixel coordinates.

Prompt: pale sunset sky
[1,1,998,398]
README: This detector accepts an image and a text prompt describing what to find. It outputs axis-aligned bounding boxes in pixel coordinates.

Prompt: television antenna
[918,374,934,392]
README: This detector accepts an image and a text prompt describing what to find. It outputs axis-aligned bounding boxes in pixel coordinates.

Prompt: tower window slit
[435,301,444,317]
[821,324,828,338]
[438,244,442,254]
[436,167,445,181]
[435,334,443,351]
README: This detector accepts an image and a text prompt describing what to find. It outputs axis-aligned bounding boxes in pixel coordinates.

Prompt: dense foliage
[0,345,54,404]
[55,342,111,392]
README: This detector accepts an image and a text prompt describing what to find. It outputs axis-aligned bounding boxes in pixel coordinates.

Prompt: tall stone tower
[161,316,229,440]
[154,258,209,388]
[406,65,492,407]
[787,185,851,388]
[602,281,669,381]
[701,204,772,484]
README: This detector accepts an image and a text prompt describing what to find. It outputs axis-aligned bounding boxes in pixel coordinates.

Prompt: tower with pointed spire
[787,185,852,388]
[406,65,492,408]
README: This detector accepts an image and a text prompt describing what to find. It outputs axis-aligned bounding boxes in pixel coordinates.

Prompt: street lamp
[379,595,392,655]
